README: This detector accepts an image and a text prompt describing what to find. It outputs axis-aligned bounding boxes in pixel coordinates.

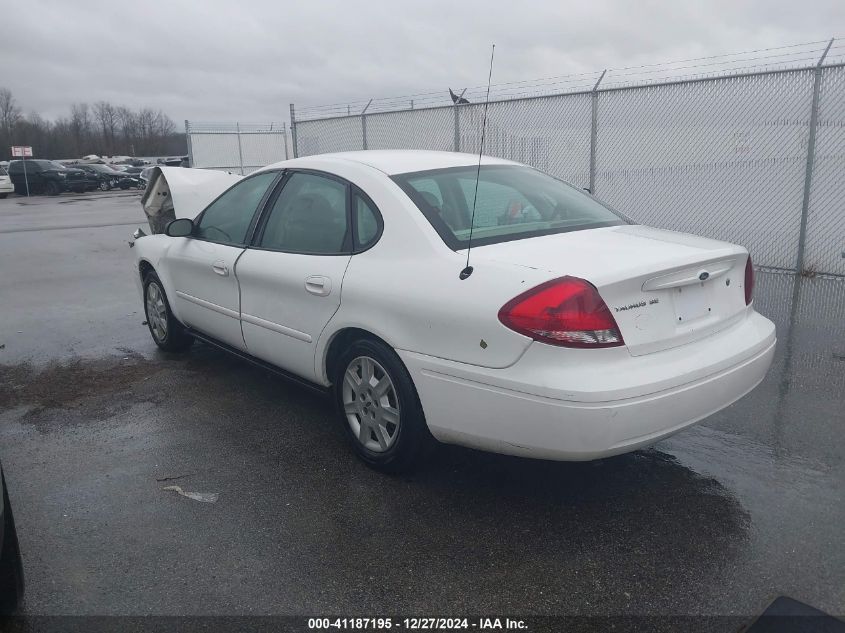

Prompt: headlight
[57,172,67,178]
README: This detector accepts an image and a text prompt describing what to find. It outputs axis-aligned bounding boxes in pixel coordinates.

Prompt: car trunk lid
[471,225,750,356]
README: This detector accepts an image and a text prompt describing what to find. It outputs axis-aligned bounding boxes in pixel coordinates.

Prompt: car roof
[269,150,519,176]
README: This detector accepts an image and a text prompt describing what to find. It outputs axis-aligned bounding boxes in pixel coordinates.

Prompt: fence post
[283,122,289,160]
[796,38,833,274]
[289,104,298,158]
[454,104,460,152]
[236,122,245,175]
[453,89,467,153]
[184,120,193,168]
[361,99,373,150]
[589,69,606,194]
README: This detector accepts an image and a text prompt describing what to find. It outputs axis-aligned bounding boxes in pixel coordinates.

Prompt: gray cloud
[1,0,842,125]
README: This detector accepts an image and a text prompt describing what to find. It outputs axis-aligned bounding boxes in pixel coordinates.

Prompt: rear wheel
[333,338,433,473]
[143,272,193,352]
[0,471,24,615]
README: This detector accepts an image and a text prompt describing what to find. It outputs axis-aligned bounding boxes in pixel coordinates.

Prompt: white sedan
[0,165,13,199]
[132,151,776,472]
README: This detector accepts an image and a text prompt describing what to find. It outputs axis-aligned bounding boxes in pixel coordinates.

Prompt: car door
[164,170,279,350]
[12,161,41,189]
[237,171,378,381]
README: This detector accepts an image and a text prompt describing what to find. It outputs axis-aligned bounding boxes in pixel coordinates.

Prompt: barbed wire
[185,122,287,133]
[295,38,840,121]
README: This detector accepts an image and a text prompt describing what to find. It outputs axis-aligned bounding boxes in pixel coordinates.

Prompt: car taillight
[498,276,624,348]
[744,255,755,305]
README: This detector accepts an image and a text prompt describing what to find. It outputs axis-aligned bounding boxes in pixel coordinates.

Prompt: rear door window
[257,172,350,254]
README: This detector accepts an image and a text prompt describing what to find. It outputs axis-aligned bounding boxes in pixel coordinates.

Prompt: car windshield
[392,165,626,249]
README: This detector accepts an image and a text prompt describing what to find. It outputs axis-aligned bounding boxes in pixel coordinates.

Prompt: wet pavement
[0,193,843,625]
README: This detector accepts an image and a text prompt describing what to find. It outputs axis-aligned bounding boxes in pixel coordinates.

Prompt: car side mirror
[165,218,194,237]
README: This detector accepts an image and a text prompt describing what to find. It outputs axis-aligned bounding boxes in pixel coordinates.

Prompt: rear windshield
[392,165,626,249]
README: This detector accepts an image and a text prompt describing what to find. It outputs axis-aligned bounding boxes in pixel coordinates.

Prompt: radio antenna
[459,43,495,281]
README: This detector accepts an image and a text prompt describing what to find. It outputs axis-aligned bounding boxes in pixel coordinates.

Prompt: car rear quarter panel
[317,243,554,382]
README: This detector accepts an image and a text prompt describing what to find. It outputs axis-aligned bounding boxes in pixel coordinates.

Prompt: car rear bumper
[399,309,776,460]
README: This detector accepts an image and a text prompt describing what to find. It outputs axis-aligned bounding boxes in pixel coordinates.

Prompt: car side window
[354,193,380,249]
[258,172,350,254]
[11,161,38,173]
[195,172,277,245]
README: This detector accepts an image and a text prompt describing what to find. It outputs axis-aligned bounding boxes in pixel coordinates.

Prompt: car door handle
[212,260,229,276]
[305,275,332,296]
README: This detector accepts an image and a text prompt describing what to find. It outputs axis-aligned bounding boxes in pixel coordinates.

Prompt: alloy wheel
[145,282,168,342]
[342,356,401,452]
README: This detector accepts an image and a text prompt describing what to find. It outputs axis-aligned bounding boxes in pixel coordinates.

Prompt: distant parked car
[0,166,13,199]
[0,464,24,614]
[7,160,89,195]
[139,165,156,189]
[157,156,188,167]
[76,163,137,191]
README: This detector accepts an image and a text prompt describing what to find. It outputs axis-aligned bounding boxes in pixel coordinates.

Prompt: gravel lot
[0,191,843,628]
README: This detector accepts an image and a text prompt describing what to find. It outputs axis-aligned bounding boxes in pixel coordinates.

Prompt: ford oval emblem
[699,271,710,281]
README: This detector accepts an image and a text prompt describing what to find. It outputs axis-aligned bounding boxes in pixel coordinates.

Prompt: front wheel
[45,181,61,196]
[143,272,193,352]
[333,339,433,473]
[99,180,110,192]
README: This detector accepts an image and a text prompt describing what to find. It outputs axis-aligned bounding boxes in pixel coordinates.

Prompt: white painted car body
[0,166,13,197]
[131,150,775,461]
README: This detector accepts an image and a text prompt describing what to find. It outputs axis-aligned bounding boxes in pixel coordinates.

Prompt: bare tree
[70,103,93,156]
[1,92,185,159]
[0,87,22,150]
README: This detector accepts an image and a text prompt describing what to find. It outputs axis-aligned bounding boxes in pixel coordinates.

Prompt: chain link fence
[803,65,845,275]
[185,121,289,175]
[290,40,845,277]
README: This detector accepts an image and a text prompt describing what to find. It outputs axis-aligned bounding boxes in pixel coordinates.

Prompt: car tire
[333,338,434,473]
[143,272,194,352]
[44,181,61,196]
[99,181,110,192]
[0,470,24,616]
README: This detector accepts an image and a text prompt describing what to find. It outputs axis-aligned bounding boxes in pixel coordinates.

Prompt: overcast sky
[2,0,843,125]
